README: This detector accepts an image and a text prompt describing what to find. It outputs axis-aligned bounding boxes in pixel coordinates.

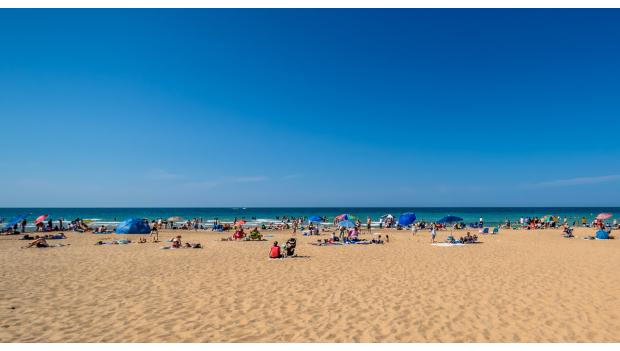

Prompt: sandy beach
[0,227,618,342]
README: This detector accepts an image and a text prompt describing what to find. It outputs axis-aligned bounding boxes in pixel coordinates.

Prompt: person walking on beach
[430,223,437,243]
[366,217,372,234]
[479,217,484,228]
[21,219,27,233]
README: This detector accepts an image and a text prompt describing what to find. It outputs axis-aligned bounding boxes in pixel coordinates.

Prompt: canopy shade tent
[115,218,151,234]
[398,213,417,226]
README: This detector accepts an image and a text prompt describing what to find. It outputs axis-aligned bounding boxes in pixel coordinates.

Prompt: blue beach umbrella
[115,218,151,234]
[338,220,356,228]
[437,215,463,224]
[437,215,464,236]
[1,214,28,230]
[308,216,323,223]
[398,213,417,227]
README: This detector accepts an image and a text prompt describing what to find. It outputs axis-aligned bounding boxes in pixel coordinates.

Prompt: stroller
[285,238,297,257]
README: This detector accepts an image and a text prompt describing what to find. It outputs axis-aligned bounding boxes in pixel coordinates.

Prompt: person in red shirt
[269,241,281,259]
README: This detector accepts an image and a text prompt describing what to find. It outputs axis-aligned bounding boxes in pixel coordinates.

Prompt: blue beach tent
[595,230,610,240]
[398,212,417,226]
[115,218,151,234]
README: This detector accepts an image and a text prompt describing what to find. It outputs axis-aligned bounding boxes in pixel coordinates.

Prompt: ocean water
[0,207,617,226]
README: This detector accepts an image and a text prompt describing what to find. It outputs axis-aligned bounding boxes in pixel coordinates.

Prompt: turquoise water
[0,207,616,226]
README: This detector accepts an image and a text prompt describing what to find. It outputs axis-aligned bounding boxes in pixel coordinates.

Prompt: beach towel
[431,242,465,247]
[347,240,372,245]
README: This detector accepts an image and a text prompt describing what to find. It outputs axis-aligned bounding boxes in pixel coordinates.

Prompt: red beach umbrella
[35,214,49,224]
[596,213,612,220]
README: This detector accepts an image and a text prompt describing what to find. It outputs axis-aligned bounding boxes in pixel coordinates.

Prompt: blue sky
[1,9,619,207]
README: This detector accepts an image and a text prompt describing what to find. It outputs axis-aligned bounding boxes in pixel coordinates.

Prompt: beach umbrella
[596,213,612,220]
[338,220,356,228]
[336,214,357,221]
[437,215,463,236]
[398,213,416,226]
[437,215,463,224]
[1,214,28,230]
[308,216,323,223]
[115,218,151,234]
[35,214,49,224]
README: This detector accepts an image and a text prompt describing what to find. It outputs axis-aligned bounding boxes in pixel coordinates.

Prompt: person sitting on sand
[270,241,282,258]
[22,236,49,248]
[172,235,182,248]
[249,227,262,240]
[233,227,245,240]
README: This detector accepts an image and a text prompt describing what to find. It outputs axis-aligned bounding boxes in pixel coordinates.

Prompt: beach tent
[595,230,610,240]
[115,218,151,234]
[1,214,28,230]
[398,213,416,226]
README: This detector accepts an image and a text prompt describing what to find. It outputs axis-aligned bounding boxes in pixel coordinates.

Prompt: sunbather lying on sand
[172,235,182,248]
[22,237,49,248]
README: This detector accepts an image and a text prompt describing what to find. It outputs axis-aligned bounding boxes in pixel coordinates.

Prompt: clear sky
[1,9,619,207]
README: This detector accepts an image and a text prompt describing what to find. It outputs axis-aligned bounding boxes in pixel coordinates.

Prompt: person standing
[366,216,372,234]
[430,224,437,243]
[21,219,27,233]
[479,217,484,228]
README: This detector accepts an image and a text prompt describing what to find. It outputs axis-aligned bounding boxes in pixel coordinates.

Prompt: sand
[0,226,618,342]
